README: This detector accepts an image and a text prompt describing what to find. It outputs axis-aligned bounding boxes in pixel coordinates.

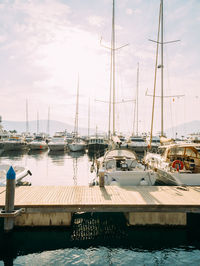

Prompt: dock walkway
[1,186,200,227]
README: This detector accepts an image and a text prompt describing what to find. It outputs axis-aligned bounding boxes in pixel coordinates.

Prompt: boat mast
[26,99,29,134]
[88,98,90,138]
[74,75,79,138]
[136,63,139,136]
[112,0,116,136]
[47,106,50,135]
[160,0,164,137]
[37,111,39,134]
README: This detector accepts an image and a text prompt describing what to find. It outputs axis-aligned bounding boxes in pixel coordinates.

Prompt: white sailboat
[143,0,196,185]
[68,76,86,152]
[93,0,157,186]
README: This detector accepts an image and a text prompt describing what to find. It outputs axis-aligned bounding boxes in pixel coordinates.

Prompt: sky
[0,0,200,137]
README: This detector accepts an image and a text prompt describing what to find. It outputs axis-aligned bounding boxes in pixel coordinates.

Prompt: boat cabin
[160,144,200,173]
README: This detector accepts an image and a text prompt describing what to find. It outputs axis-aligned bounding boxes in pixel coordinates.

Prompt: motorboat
[3,135,28,151]
[92,149,156,186]
[28,135,48,150]
[144,143,200,185]
[68,138,86,152]
[0,164,31,186]
[87,136,108,153]
[127,136,148,153]
[48,136,66,151]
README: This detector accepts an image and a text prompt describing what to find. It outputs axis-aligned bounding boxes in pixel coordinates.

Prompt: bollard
[4,166,16,232]
[99,170,105,187]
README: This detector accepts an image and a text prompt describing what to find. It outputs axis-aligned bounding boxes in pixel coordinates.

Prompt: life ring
[172,160,184,171]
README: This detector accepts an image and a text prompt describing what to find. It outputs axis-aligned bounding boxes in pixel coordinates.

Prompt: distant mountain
[1,120,96,136]
[166,120,200,138]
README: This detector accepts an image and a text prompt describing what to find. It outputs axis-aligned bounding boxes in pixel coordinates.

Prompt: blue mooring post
[4,166,16,232]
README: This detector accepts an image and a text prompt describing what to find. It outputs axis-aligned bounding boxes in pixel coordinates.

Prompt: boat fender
[140,178,148,186]
[172,160,184,171]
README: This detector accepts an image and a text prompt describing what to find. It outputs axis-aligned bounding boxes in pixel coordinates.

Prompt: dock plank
[0,186,200,212]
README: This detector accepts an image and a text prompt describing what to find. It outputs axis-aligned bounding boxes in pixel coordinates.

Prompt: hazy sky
[0,0,200,136]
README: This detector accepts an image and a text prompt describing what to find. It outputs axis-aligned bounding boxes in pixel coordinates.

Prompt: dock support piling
[4,166,16,232]
[99,170,105,187]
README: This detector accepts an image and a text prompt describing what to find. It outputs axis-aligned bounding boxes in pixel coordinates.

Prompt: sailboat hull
[68,143,85,152]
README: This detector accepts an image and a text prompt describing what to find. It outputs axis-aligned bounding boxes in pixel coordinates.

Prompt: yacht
[48,135,66,151]
[68,138,86,152]
[28,135,48,150]
[3,135,27,151]
[92,149,156,186]
[144,143,200,185]
[87,136,108,153]
[127,136,148,153]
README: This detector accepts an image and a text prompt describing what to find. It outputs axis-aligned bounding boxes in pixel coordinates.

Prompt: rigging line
[165,40,174,138]
[150,2,161,148]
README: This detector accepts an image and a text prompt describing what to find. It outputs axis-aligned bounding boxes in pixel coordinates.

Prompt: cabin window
[185,148,196,158]
[168,147,184,156]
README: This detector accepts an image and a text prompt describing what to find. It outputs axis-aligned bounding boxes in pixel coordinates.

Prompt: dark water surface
[0,150,200,265]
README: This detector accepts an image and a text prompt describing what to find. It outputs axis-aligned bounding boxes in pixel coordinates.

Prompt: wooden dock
[1,186,200,227]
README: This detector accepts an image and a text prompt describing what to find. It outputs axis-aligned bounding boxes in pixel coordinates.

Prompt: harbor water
[0,150,200,265]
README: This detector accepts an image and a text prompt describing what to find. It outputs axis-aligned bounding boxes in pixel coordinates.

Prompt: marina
[0,0,200,264]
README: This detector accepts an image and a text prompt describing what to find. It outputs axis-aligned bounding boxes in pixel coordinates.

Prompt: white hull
[156,168,200,186]
[104,170,156,186]
[48,143,66,151]
[68,143,85,152]
[29,142,48,150]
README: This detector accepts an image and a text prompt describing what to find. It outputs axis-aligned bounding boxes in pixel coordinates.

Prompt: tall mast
[88,98,90,138]
[37,111,39,134]
[112,0,116,136]
[26,99,29,134]
[136,63,139,136]
[74,75,79,138]
[161,0,164,137]
[47,106,50,135]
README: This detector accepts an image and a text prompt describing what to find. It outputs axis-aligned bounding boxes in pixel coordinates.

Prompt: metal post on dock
[99,170,105,187]
[4,166,16,232]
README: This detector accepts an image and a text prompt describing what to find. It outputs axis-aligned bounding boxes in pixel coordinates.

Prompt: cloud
[87,15,105,27]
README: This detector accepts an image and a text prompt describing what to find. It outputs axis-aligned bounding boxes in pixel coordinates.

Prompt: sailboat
[142,0,199,186]
[68,76,86,152]
[93,0,157,186]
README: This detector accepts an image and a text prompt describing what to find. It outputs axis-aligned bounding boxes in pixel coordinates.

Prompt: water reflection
[28,149,48,160]
[1,150,28,160]
[67,150,85,159]
[48,150,67,166]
